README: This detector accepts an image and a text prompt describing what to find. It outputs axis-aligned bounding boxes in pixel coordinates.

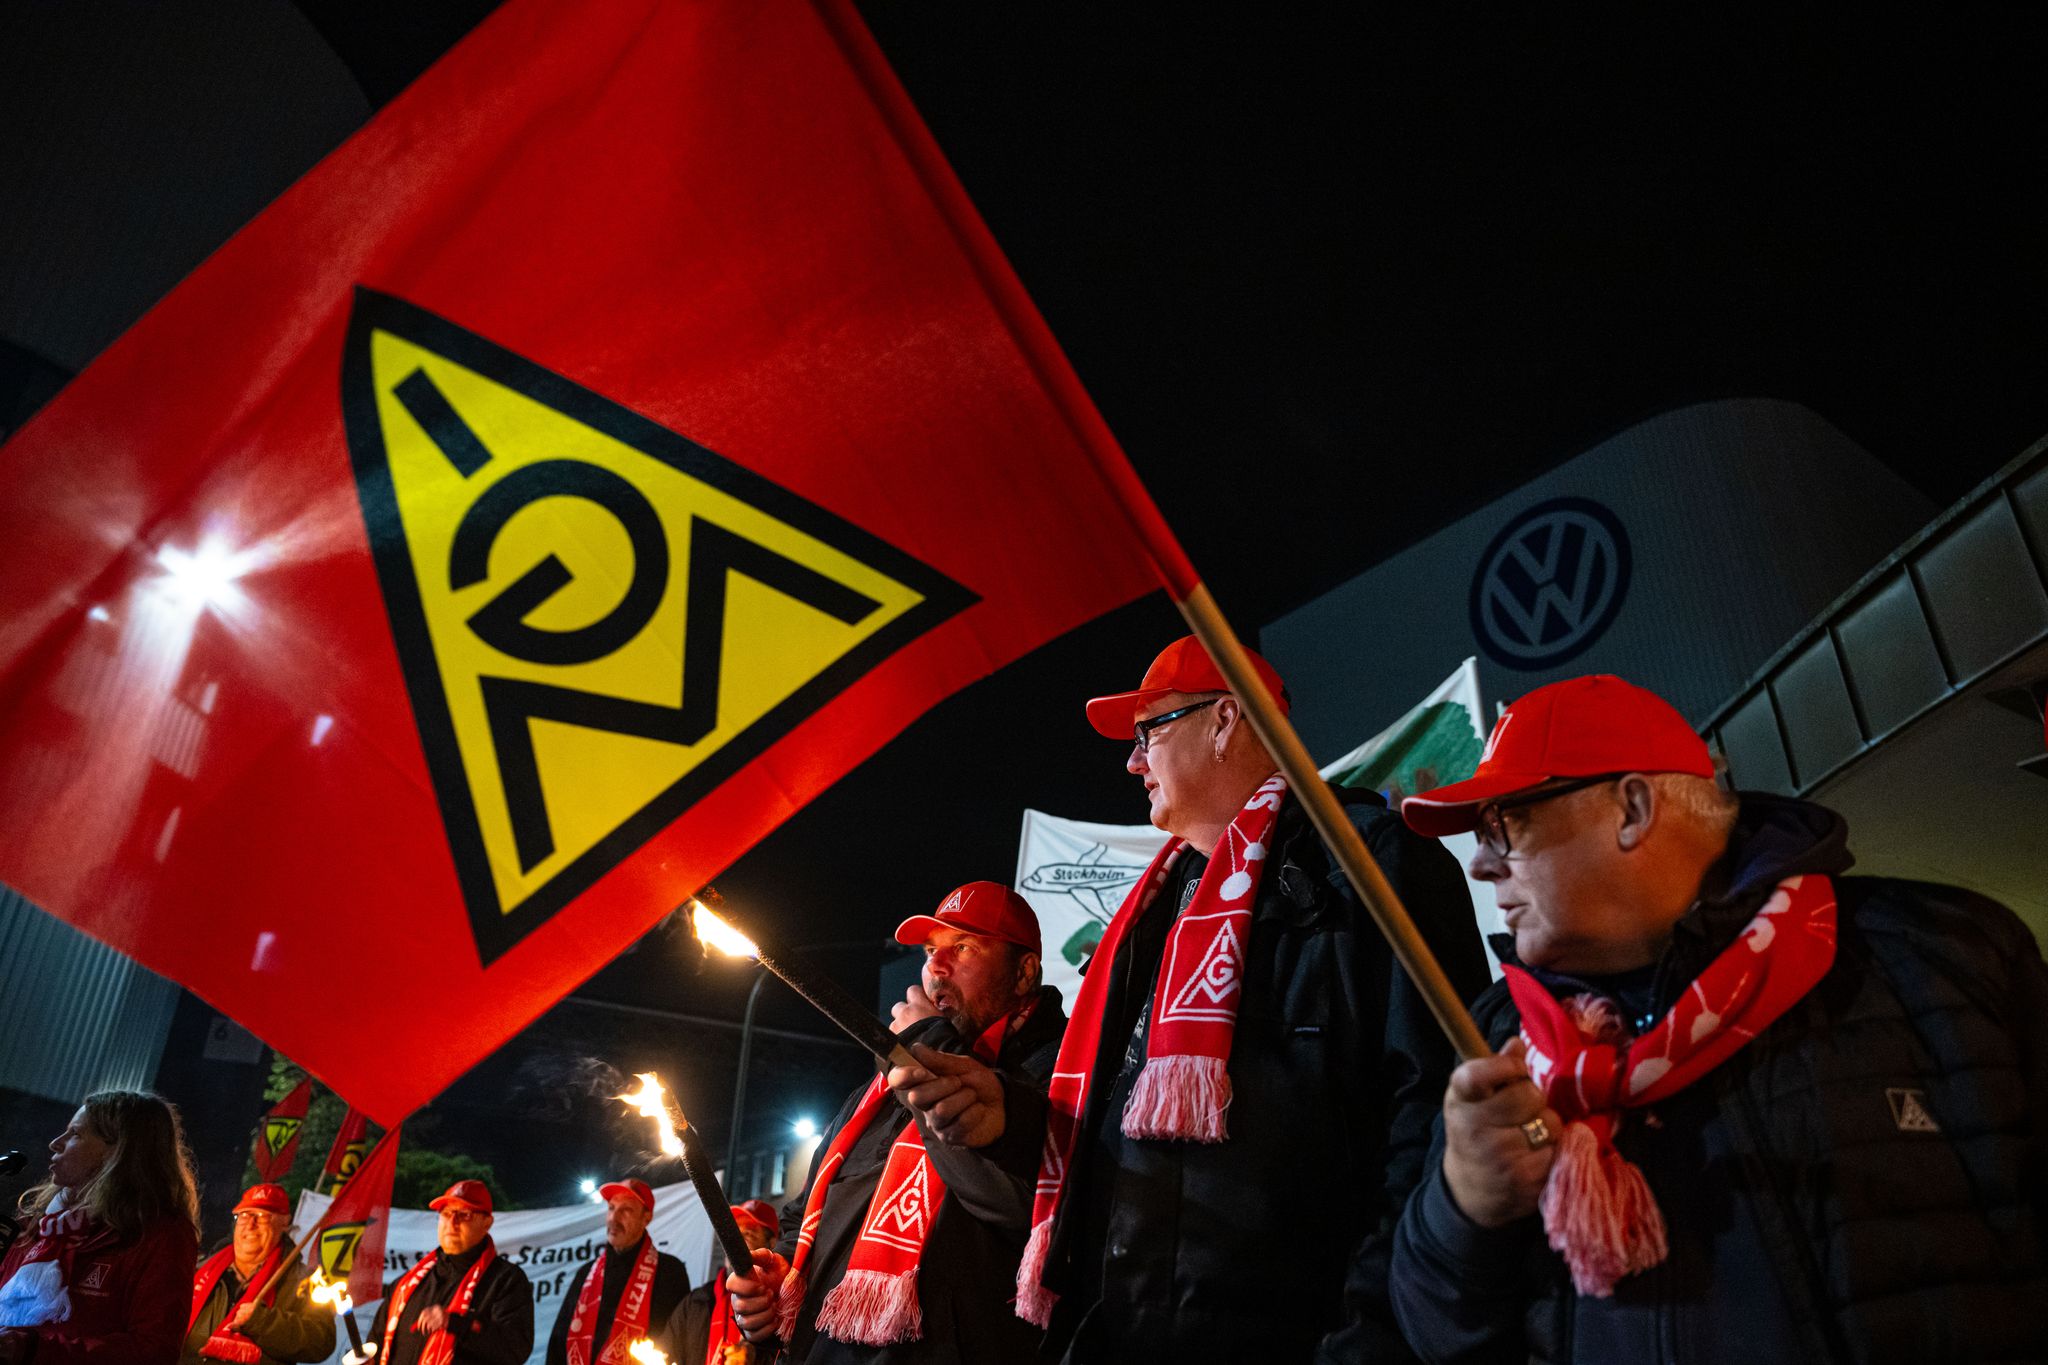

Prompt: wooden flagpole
[1172,584,1492,1062]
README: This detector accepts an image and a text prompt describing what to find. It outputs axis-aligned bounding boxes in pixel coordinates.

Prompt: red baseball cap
[1084,635,1289,740]
[232,1183,290,1217]
[428,1179,494,1214]
[1401,675,1714,837]
[731,1200,778,1234]
[598,1179,655,1213]
[893,881,1041,955]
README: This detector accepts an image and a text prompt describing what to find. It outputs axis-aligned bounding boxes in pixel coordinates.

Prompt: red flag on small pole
[251,1077,313,1183]
[318,1107,370,1196]
[298,1124,401,1308]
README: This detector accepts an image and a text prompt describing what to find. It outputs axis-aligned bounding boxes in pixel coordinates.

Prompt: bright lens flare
[619,1072,685,1157]
[307,1266,353,1315]
[692,902,760,959]
[628,1340,671,1365]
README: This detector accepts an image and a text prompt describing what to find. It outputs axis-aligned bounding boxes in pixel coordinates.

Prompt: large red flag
[319,1107,370,1195]
[252,1077,314,1182]
[0,0,1189,1123]
[303,1125,401,1306]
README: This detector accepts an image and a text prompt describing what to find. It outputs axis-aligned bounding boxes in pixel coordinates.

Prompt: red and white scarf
[1015,774,1286,1327]
[381,1241,497,1365]
[704,1282,742,1365]
[777,1008,1019,1346]
[187,1244,285,1362]
[1507,873,1838,1296]
[565,1237,660,1365]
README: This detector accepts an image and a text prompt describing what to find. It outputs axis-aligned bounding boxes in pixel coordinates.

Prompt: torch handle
[340,1307,366,1354]
[670,1106,760,1272]
[753,947,917,1070]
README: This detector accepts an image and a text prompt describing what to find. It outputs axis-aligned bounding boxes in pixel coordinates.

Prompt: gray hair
[1651,772,1738,841]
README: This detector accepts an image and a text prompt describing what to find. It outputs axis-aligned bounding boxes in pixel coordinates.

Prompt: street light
[792,1117,817,1140]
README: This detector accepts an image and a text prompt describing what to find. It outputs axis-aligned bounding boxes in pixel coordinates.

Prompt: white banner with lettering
[290,1180,717,1365]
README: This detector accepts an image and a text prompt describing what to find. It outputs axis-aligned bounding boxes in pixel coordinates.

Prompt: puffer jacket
[1389,793,2048,1364]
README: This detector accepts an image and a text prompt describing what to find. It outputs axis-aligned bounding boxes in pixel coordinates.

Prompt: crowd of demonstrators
[659,1200,777,1365]
[1389,675,2048,1364]
[728,882,1069,1364]
[366,1179,534,1365]
[180,1182,332,1365]
[8,653,2048,1365]
[1000,639,1491,1363]
[0,1091,202,1362]
[545,1177,689,1365]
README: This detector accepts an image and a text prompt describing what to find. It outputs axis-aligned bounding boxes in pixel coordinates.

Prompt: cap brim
[428,1197,488,1213]
[231,1202,283,1216]
[598,1183,651,1211]
[1399,769,1552,837]
[1084,687,1174,740]
[893,914,1038,952]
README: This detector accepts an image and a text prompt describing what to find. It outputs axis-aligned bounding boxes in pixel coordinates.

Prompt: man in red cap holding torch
[726,880,1068,1363]
[180,1182,333,1365]
[366,1180,533,1365]
[1014,635,1490,1364]
[659,1200,778,1365]
[546,1178,689,1365]
[1388,674,2048,1364]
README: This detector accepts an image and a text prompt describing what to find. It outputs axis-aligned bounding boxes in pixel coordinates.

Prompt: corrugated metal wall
[0,883,180,1100]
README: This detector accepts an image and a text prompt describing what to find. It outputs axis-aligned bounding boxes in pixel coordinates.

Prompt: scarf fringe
[773,1265,807,1342]
[1539,1120,1669,1297]
[1120,1054,1231,1142]
[1013,1219,1056,1328]
[200,1332,264,1363]
[0,1260,71,1330]
[814,1266,922,1346]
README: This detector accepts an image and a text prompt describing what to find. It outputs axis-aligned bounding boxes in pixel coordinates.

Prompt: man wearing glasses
[180,1183,334,1365]
[1014,636,1490,1363]
[366,1180,534,1365]
[1389,674,2048,1364]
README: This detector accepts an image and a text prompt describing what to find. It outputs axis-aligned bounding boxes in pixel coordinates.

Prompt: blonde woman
[0,1091,201,1363]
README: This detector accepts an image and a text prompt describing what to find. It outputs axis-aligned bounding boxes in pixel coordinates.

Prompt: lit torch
[619,1072,756,1273]
[691,901,917,1069]
[627,1340,671,1365]
[307,1265,375,1363]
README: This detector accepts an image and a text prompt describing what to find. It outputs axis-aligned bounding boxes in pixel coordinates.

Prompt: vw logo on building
[1469,496,1632,669]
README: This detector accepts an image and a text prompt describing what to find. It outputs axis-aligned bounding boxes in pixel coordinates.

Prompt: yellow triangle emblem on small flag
[263,1117,302,1154]
[319,1223,366,1277]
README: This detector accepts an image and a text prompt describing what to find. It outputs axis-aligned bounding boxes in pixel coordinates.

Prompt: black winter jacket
[1041,786,1490,1364]
[367,1241,536,1365]
[773,986,1067,1365]
[1389,794,2048,1364]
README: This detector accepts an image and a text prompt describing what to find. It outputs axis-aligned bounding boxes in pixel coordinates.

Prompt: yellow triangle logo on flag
[263,1117,302,1154]
[343,291,973,962]
[318,1223,367,1277]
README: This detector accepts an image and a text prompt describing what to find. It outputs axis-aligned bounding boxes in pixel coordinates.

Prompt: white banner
[1014,659,1503,997]
[289,1180,717,1365]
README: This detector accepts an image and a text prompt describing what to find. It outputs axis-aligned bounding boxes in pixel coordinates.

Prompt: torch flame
[692,902,760,960]
[627,1341,670,1365]
[618,1072,685,1157]
[307,1265,353,1316]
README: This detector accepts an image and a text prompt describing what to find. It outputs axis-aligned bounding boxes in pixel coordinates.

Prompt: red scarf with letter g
[187,1245,285,1362]
[1506,873,1838,1297]
[380,1240,497,1365]
[565,1236,660,1365]
[776,1008,1019,1346]
[1015,774,1286,1327]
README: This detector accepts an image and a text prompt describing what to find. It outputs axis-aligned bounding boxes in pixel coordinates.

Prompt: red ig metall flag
[305,1126,402,1307]
[0,0,1191,1123]
[252,1077,314,1182]
[320,1107,371,1195]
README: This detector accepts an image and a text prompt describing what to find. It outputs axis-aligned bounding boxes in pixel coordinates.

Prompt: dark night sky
[5,3,2046,1198]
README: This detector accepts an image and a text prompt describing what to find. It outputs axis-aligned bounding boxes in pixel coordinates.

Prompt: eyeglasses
[1131,698,1221,753]
[1474,774,1620,857]
[231,1211,273,1226]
